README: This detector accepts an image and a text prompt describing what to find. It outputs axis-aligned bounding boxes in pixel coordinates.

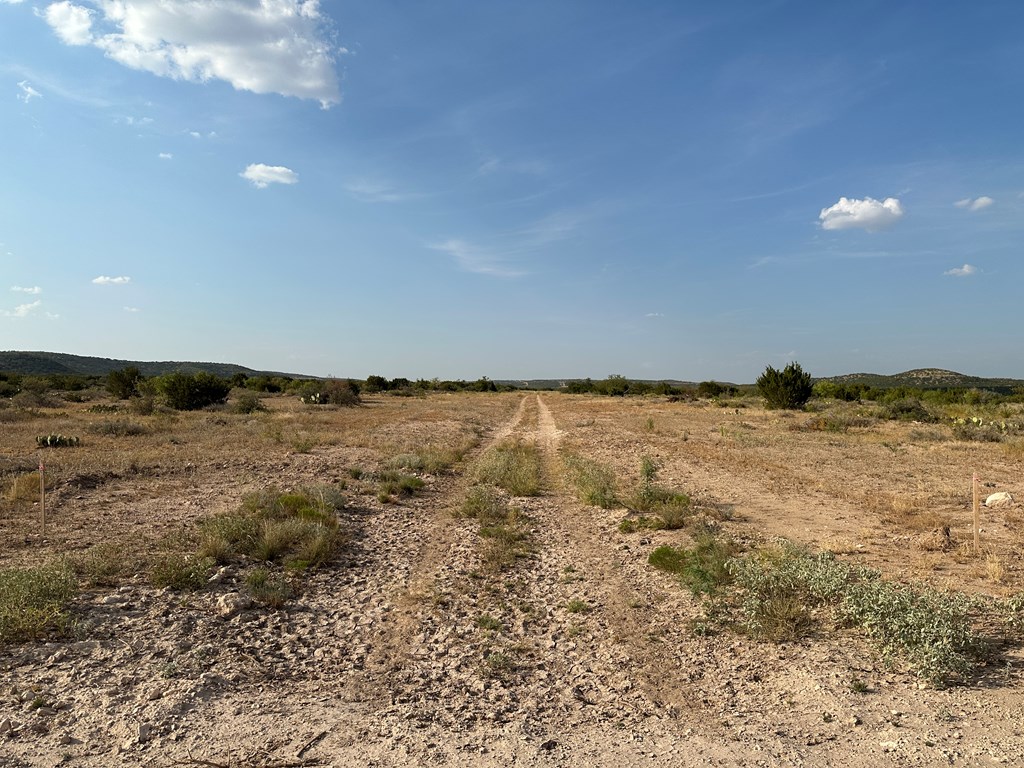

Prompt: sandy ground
[1,392,1022,767]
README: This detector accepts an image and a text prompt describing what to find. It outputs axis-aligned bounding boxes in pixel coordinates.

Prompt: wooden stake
[972,471,980,555]
[39,455,46,537]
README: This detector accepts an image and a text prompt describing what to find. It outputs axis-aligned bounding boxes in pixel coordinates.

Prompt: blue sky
[2,1,1022,381]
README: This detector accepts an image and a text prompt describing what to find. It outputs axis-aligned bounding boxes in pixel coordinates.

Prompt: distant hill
[496,379,739,390]
[820,368,1024,394]
[0,351,300,379]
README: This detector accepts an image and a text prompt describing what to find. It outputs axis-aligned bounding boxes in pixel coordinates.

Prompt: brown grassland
[0,390,1021,766]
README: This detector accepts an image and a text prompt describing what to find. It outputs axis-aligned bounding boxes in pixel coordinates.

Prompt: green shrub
[0,561,77,643]
[879,399,939,423]
[106,367,143,399]
[729,542,982,685]
[757,362,813,410]
[157,372,232,411]
[297,379,361,407]
[233,394,267,414]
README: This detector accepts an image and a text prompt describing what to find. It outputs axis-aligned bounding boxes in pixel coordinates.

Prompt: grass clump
[476,614,503,632]
[386,443,471,474]
[476,440,542,496]
[377,470,425,501]
[631,457,691,529]
[151,552,214,591]
[198,486,346,571]
[566,599,593,614]
[562,452,618,508]
[459,484,532,573]
[0,561,77,643]
[246,568,292,608]
[71,542,141,587]
[648,528,736,596]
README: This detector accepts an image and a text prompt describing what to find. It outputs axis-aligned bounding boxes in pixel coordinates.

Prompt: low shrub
[233,394,267,414]
[88,420,147,437]
[879,399,939,423]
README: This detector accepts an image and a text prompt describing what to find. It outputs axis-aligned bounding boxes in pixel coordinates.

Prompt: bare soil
[1,392,1022,767]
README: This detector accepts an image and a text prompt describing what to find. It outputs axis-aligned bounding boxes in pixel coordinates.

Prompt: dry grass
[0,392,521,571]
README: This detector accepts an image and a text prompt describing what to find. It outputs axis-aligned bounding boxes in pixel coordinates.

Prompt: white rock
[216,593,252,617]
[985,492,1014,508]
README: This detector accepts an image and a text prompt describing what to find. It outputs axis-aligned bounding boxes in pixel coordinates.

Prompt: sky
[2,0,1023,382]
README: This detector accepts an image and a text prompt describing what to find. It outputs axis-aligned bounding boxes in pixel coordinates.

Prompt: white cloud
[645,312,665,318]
[819,196,904,231]
[11,285,42,294]
[2,300,42,318]
[42,1,94,45]
[16,80,42,103]
[41,0,341,107]
[429,239,525,278]
[241,163,298,188]
[944,264,977,277]
[123,306,141,312]
[158,152,172,159]
[92,275,131,285]
[954,196,994,211]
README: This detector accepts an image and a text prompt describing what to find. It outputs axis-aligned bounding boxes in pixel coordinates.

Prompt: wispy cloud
[819,196,903,232]
[944,264,977,277]
[16,80,41,103]
[123,306,141,313]
[477,156,547,176]
[241,163,298,189]
[428,239,525,278]
[40,0,341,107]
[645,312,665,318]
[2,300,42,318]
[345,180,413,203]
[92,275,131,285]
[954,196,994,211]
[158,152,173,160]
[11,285,41,294]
